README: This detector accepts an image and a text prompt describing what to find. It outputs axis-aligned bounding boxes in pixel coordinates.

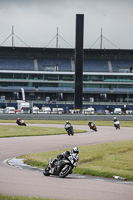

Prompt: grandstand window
[104,75,133,82]
[59,75,74,81]
[89,75,103,81]
[13,82,28,86]
[58,83,73,87]
[83,75,89,81]
[33,83,42,87]
[0,82,28,87]
[44,74,59,80]
[28,82,32,87]
[118,76,133,81]
[0,73,13,79]
[14,73,28,79]
[117,85,133,89]
[0,82,13,86]
[29,74,43,80]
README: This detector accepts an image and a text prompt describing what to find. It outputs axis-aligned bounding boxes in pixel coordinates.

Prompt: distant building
[0,46,133,103]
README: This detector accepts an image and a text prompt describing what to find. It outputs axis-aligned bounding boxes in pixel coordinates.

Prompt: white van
[41,107,51,114]
[0,108,4,114]
[82,107,95,115]
[57,108,64,114]
[32,106,39,114]
[5,107,15,114]
[51,108,64,114]
[114,108,122,114]
[17,101,30,114]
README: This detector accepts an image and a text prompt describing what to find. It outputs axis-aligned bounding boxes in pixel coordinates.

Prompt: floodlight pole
[12,25,14,47]
[100,28,103,49]
[56,27,58,48]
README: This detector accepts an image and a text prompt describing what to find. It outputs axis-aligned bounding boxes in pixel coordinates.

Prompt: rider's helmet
[17,118,19,120]
[66,121,69,124]
[114,117,117,120]
[73,147,79,154]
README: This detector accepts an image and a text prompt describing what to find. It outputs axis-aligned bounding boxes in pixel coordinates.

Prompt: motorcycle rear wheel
[59,165,72,178]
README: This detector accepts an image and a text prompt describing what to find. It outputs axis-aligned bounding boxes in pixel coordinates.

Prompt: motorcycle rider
[64,121,73,132]
[49,147,79,168]
[113,117,117,123]
[65,121,71,129]
[16,118,22,125]
[16,118,25,126]
[113,117,120,129]
[88,120,95,128]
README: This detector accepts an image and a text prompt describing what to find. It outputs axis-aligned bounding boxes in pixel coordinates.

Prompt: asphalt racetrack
[0,123,133,200]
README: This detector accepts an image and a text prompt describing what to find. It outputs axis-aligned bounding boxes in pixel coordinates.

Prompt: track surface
[0,123,133,200]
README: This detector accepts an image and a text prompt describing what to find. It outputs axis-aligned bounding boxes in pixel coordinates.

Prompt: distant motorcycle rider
[64,121,72,130]
[113,117,120,129]
[113,117,117,123]
[88,121,94,128]
[16,118,26,126]
[64,121,74,135]
[49,147,79,168]
[65,121,71,128]
[16,118,22,125]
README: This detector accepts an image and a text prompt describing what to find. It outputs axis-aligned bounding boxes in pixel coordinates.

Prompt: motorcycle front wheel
[43,165,50,176]
[67,131,70,136]
[59,165,72,178]
[71,130,74,135]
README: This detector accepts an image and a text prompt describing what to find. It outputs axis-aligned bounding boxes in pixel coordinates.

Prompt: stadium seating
[0,57,34,70]
[37,58,72,71]
[0,57,132,73]
[83,59,109,72]
[111,60,133,72]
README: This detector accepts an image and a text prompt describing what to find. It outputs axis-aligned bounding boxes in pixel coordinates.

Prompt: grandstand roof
[0,46,133,60]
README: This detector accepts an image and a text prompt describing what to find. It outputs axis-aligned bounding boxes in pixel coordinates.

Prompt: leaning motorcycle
[17,120,26,126]
[43,154,78,178]
[65,124,74,136]
[114,121,120,129]
[89,122,97,131]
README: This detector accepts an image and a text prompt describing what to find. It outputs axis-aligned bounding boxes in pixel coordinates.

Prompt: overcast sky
[0,0,133,49]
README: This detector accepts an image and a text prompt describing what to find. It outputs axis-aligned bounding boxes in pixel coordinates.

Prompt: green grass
[19,140,133,180]
[0,125,85,138]
[0,120,133,127]
[0,194,58,200]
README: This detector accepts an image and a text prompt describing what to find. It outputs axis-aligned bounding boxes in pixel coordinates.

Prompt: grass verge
[0,125,85,138]
[19,140,133,181]
[0,120,133,127]
[0,194,58,200]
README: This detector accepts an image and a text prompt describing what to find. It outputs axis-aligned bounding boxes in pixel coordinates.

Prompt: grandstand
[0,46,133,106]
